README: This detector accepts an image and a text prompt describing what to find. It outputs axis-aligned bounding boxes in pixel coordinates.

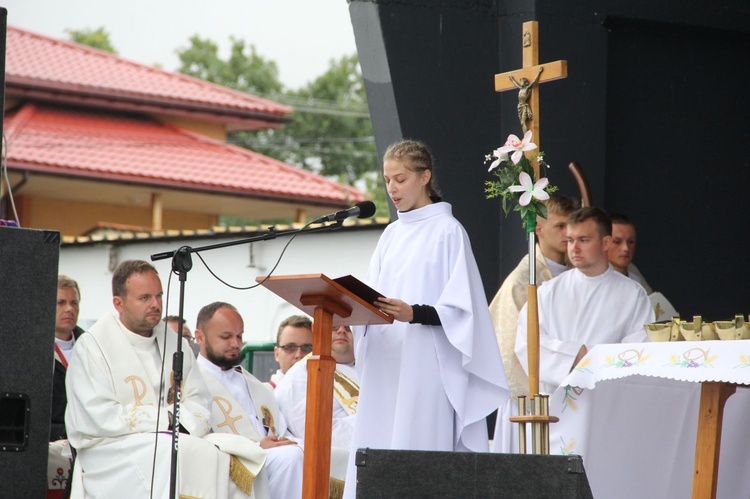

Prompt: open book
[333,275,385,306]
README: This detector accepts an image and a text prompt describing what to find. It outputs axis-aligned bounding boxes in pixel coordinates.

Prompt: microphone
[314,201,376,223]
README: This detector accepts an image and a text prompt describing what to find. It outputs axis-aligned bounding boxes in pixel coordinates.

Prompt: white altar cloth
[548,340,750,499]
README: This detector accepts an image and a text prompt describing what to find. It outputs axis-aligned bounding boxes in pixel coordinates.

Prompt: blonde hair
[383,140,442,200]
[58,274,81,300]
[544,196,579,217]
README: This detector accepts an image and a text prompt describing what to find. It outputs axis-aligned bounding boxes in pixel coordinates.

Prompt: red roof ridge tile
[6,26,293,124]
[4,102,37,141]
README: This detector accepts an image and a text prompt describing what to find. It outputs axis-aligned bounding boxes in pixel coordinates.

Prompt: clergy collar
[573,265,614,282]
[396,201,451,223]
[55,335,75,348]
[114,313,156,347]
[544,257,568,278]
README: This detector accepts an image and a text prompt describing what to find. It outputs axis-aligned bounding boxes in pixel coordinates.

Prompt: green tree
[176,35,283,95]
[65,27,118,54]
[272,54,377,186]
[175,37,385,214]
[234,54,378,186]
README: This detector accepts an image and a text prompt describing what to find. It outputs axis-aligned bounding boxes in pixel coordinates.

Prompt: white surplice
[343,202,509,499]
[65,312,263,498]
[515,266,654,395]
[196,357,303,499]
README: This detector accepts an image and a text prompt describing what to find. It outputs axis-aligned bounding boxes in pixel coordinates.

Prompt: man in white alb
[515,207,654,395]
[194,301,303,499]
[275,325,359,497]
[65,260,264,498]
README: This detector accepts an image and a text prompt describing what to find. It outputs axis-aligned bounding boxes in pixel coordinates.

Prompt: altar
[548,340,750,499]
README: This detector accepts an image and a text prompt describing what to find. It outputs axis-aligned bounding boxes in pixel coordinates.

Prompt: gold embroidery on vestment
[213,397,242,435]
[229,455,255,495]
[333,370,359,415]
[124,375,149,406]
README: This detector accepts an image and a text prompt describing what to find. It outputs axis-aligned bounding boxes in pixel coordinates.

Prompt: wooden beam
[494,61,568,92]
[151,192,162,230]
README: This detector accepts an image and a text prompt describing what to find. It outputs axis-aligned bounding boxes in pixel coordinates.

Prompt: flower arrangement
[484,131,557,231]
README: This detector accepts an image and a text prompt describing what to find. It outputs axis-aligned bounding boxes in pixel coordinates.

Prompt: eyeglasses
[277,344,313,353]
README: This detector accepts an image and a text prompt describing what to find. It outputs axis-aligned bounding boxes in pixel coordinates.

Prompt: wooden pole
[526,284,540,397]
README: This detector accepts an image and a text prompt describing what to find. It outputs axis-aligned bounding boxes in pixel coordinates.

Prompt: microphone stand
[151,222,344,499]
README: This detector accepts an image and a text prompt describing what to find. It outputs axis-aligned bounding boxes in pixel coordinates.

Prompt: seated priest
[275,325,359,497]
[515,207,654,395]
[65,260,265,498]
[194,301,303,499]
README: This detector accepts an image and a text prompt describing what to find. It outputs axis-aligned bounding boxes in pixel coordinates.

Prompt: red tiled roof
[5,26,292,129]
[5,103,364,206]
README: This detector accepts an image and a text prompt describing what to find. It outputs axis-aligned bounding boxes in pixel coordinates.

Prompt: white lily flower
[496,130,537,165]
[488,147,510,172]
[508,171,550,206]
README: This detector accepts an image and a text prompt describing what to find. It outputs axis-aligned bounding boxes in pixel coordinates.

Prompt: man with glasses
[268,315,314,389]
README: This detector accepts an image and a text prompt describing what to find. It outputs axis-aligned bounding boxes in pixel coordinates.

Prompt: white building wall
[59,228,383,343]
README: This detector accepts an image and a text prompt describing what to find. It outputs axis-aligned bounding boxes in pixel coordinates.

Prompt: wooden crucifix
[495,21,567,178]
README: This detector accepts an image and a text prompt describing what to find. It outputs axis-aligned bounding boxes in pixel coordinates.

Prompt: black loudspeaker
[355,449,593,499]
[0,227,60,498]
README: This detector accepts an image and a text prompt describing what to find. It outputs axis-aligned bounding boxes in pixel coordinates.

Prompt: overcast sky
[2,0,358,89]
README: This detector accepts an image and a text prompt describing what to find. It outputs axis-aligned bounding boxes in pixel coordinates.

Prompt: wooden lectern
[257,274,393,499]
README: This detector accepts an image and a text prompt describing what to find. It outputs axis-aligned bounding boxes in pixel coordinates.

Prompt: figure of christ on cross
[509,66,544,134]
